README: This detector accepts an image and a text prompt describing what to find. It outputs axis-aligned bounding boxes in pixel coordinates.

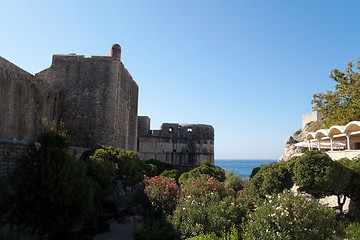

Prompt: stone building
[35,44,138,150]
[0,44,214,181]
[137,116,214,171]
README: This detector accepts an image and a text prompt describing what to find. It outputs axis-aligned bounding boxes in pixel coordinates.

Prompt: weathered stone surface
[278,136,302,162]
[137,116,214,171]
[0,57,58,142]
[36,52,138,150]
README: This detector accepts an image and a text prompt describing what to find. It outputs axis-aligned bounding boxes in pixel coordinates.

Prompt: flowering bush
[244,190,338,240]
[178,174,235,205]
[142,175,180,214]
[169,175,246,239]
[171,195,245,239]
[236,179,257,212]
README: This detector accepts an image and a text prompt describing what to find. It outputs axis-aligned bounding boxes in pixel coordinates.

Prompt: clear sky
[1,1,360,159]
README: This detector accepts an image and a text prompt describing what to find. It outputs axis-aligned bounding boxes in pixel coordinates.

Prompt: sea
[215,159,277,178]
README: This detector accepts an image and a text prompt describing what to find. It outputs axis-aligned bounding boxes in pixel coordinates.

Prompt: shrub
[142,176,180,214]
[250,162,293,198]
[170,175,246,239]
[344,221,360,240]
[144,159,179,176]
[160,169,181,182]
[81,148,116,202]
[224,170,243,192]
[133,219,179,240]
[186,226,239,240]
[244,190,338,240]
[171,195,245,239]
[0,130,94,239]
[179,161,225,184]
[0,227,32,240]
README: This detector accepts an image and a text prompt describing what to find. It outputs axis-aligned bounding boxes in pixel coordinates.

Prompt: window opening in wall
[169,127,173,132]
[187,128,193,132]
[356,142,360,150]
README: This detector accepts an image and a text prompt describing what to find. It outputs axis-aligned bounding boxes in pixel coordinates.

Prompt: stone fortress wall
[0,44,214,180]
[35,44,138,149]
[302,110,321,129]
[0,56,58,142]
[137,116,214,171]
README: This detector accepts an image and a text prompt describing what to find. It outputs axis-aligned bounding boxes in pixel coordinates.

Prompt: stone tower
[36,44,138,150]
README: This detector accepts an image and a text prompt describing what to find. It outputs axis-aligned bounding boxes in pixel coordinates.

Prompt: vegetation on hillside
[312,60,360,128]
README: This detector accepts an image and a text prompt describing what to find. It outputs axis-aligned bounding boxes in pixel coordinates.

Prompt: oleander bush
[244,190,339,240]
[142,176,180,214]
[170,175,246,239]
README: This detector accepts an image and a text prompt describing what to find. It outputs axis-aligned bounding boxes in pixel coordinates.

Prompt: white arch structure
[305,121,360,151]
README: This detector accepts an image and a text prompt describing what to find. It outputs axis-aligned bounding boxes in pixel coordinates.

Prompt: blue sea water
[215,159,277,178]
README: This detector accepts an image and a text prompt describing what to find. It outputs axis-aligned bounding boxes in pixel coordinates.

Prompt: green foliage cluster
[170,175,246,239]
[144,159,180,177]
[160,169,181,181]
[312,60,360,128]
[0,227,32,240]
[245,190,339,240]
[250,150,360,214]
[0,130,94,239]
[292,151,350,198]
[305,120,324,132]
[81,146,146,193]
[186,226,239,240]
[250,162,293,198]
[142,176,180,214]
[179,160,225,184]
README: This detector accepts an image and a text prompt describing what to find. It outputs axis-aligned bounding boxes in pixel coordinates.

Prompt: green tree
[292,150,351,213]
[178,160,225,184]
[0,130,94,239]
[312,60,360,128]
[250,162,293,198]
[144,159,179,177]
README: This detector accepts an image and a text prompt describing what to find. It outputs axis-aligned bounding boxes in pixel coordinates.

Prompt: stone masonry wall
[36,54,138,151]
[137,117,214,171]
[0,57,58,142]
[0,139,28,186]
[0,138,88,186]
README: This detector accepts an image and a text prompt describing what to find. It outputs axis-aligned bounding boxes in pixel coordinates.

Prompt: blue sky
[1,1,360,159]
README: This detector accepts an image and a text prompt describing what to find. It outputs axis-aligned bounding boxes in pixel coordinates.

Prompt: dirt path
[94,217,141,240]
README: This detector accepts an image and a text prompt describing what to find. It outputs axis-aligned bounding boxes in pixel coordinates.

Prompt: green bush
[0,130,94,240]
[144,159,179,176]
[344,221,360,240]
[170,175,246,239]
[244,190,338,240]
[0,227,32,240]
[179,161,225,184]
[186,226,239,240]
[224,170,243,192]
[160,169,181,182]
[134,219,179,240]
[81,148,116,202]
[142,176,180,214]
[250,162,293,198]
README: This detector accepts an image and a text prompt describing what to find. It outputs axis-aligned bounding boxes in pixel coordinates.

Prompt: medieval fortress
[0,44,214,181]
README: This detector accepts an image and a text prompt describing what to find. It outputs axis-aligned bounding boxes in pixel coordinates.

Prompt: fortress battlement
[0,44,214,175]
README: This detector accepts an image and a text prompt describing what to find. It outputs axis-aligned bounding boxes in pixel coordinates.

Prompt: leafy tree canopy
[292,150,350,199]
[250,162,293,198]
[0,130,94,239]
[312,60,360,128]
[178,160,225,184]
